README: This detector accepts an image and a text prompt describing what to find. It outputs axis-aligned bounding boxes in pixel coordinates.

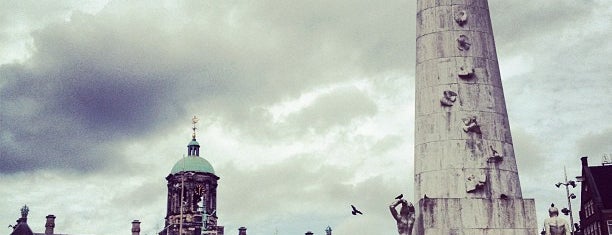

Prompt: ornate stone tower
[414,0,537,234]
[160,117,224,235]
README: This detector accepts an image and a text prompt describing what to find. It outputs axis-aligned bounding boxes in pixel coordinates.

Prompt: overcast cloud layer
[1,0,611,234]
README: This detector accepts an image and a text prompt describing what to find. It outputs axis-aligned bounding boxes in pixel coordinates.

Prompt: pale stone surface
[416,199,537,234]
[414,0,537,234]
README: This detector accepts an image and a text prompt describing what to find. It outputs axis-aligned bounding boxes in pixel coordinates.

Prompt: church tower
[413,0,537,234]
[160,117,224,235]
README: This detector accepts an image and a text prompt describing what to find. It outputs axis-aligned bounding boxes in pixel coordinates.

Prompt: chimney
[238,226,247,235]
[131,220,141,235]
[581,156,589,167]
[305,231,314,235]
[45,215,56,235]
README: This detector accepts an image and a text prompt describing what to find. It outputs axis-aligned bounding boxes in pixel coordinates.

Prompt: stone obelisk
[414,0,537,234]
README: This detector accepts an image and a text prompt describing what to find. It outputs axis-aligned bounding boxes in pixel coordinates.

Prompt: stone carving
[466,174,486,193]
[457,35,471,51]
[462,116,481,134]
[458,65,475,79]
[455,10,468,26]
[544,204,571,235]
[488,145,503,162]
[390,199,415,235]
[206,213,218,230]
[440,90,458,106]
[20,205,29,218]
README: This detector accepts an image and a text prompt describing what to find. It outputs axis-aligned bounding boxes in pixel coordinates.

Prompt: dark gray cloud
[1,0,415,174]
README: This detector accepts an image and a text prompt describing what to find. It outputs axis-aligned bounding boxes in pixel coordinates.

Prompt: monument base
[415,198,538,235]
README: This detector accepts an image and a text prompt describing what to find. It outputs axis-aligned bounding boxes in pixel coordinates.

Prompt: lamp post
[555,166,577,235]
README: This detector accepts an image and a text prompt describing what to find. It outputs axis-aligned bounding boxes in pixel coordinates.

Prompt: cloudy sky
[1,0,611,234]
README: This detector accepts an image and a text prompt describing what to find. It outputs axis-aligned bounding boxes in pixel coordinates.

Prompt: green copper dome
[188,140,199,146]
[170,156,215,174]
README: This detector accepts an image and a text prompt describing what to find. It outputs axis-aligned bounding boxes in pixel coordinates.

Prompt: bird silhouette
[424,194,429,199]
[350,205,363,215]
[395,194,403,200]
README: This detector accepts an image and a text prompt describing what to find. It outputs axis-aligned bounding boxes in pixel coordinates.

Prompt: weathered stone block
[415,198,537,234]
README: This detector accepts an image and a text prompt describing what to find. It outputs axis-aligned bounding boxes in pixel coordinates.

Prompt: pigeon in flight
[395,194,403,200]
[351,205,363,215]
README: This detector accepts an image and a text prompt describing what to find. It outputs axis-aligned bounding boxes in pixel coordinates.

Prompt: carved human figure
[440,90,458,106]
[466,174,486,193]
[544,204,570,235]
[457,35,471,51]
[389,199,415,235]
[458,65,475,79]
[454,10,468,26]
[488,145,503,162]
[462,116,481,134]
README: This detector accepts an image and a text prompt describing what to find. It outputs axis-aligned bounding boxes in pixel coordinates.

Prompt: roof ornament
[603,153,611,166]
[20,205,29,218]
[192,115,199,139]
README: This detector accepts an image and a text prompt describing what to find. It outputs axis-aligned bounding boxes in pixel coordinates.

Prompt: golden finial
[191,115,199,139]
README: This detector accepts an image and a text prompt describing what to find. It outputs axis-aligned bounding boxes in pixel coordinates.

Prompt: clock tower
[160,117,224,235]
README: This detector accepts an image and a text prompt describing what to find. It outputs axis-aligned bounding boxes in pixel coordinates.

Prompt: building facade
[159,119,224,235]
[579,157,612,235]
[8,205,77,235]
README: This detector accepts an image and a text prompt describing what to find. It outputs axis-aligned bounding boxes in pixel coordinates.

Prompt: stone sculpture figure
[440,90,458,106]
[462,116,481,134]
[457,35,471,51]
[389,199,415,235]
[454,10,468,26]
[466,174,487,193]
[20,205,29,218]
[544,204,570,235]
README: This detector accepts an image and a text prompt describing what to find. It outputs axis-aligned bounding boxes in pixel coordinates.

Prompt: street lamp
[555,166,577,235]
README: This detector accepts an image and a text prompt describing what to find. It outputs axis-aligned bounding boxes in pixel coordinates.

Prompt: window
[586,223,591,235]
[585,200,595,217]
[607,220,612,235]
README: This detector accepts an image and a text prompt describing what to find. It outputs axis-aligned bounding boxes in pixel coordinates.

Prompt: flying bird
[395,194,403,200]
[350,205,363,215]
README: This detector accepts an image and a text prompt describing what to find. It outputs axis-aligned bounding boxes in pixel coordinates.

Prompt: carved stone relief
[488,145,503,163]
[457,35,471,51]
[440,90,458,106]
[455,10,468,26]
[458,65,475,79]
[466,173,486,193]
[462,116,481,134]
